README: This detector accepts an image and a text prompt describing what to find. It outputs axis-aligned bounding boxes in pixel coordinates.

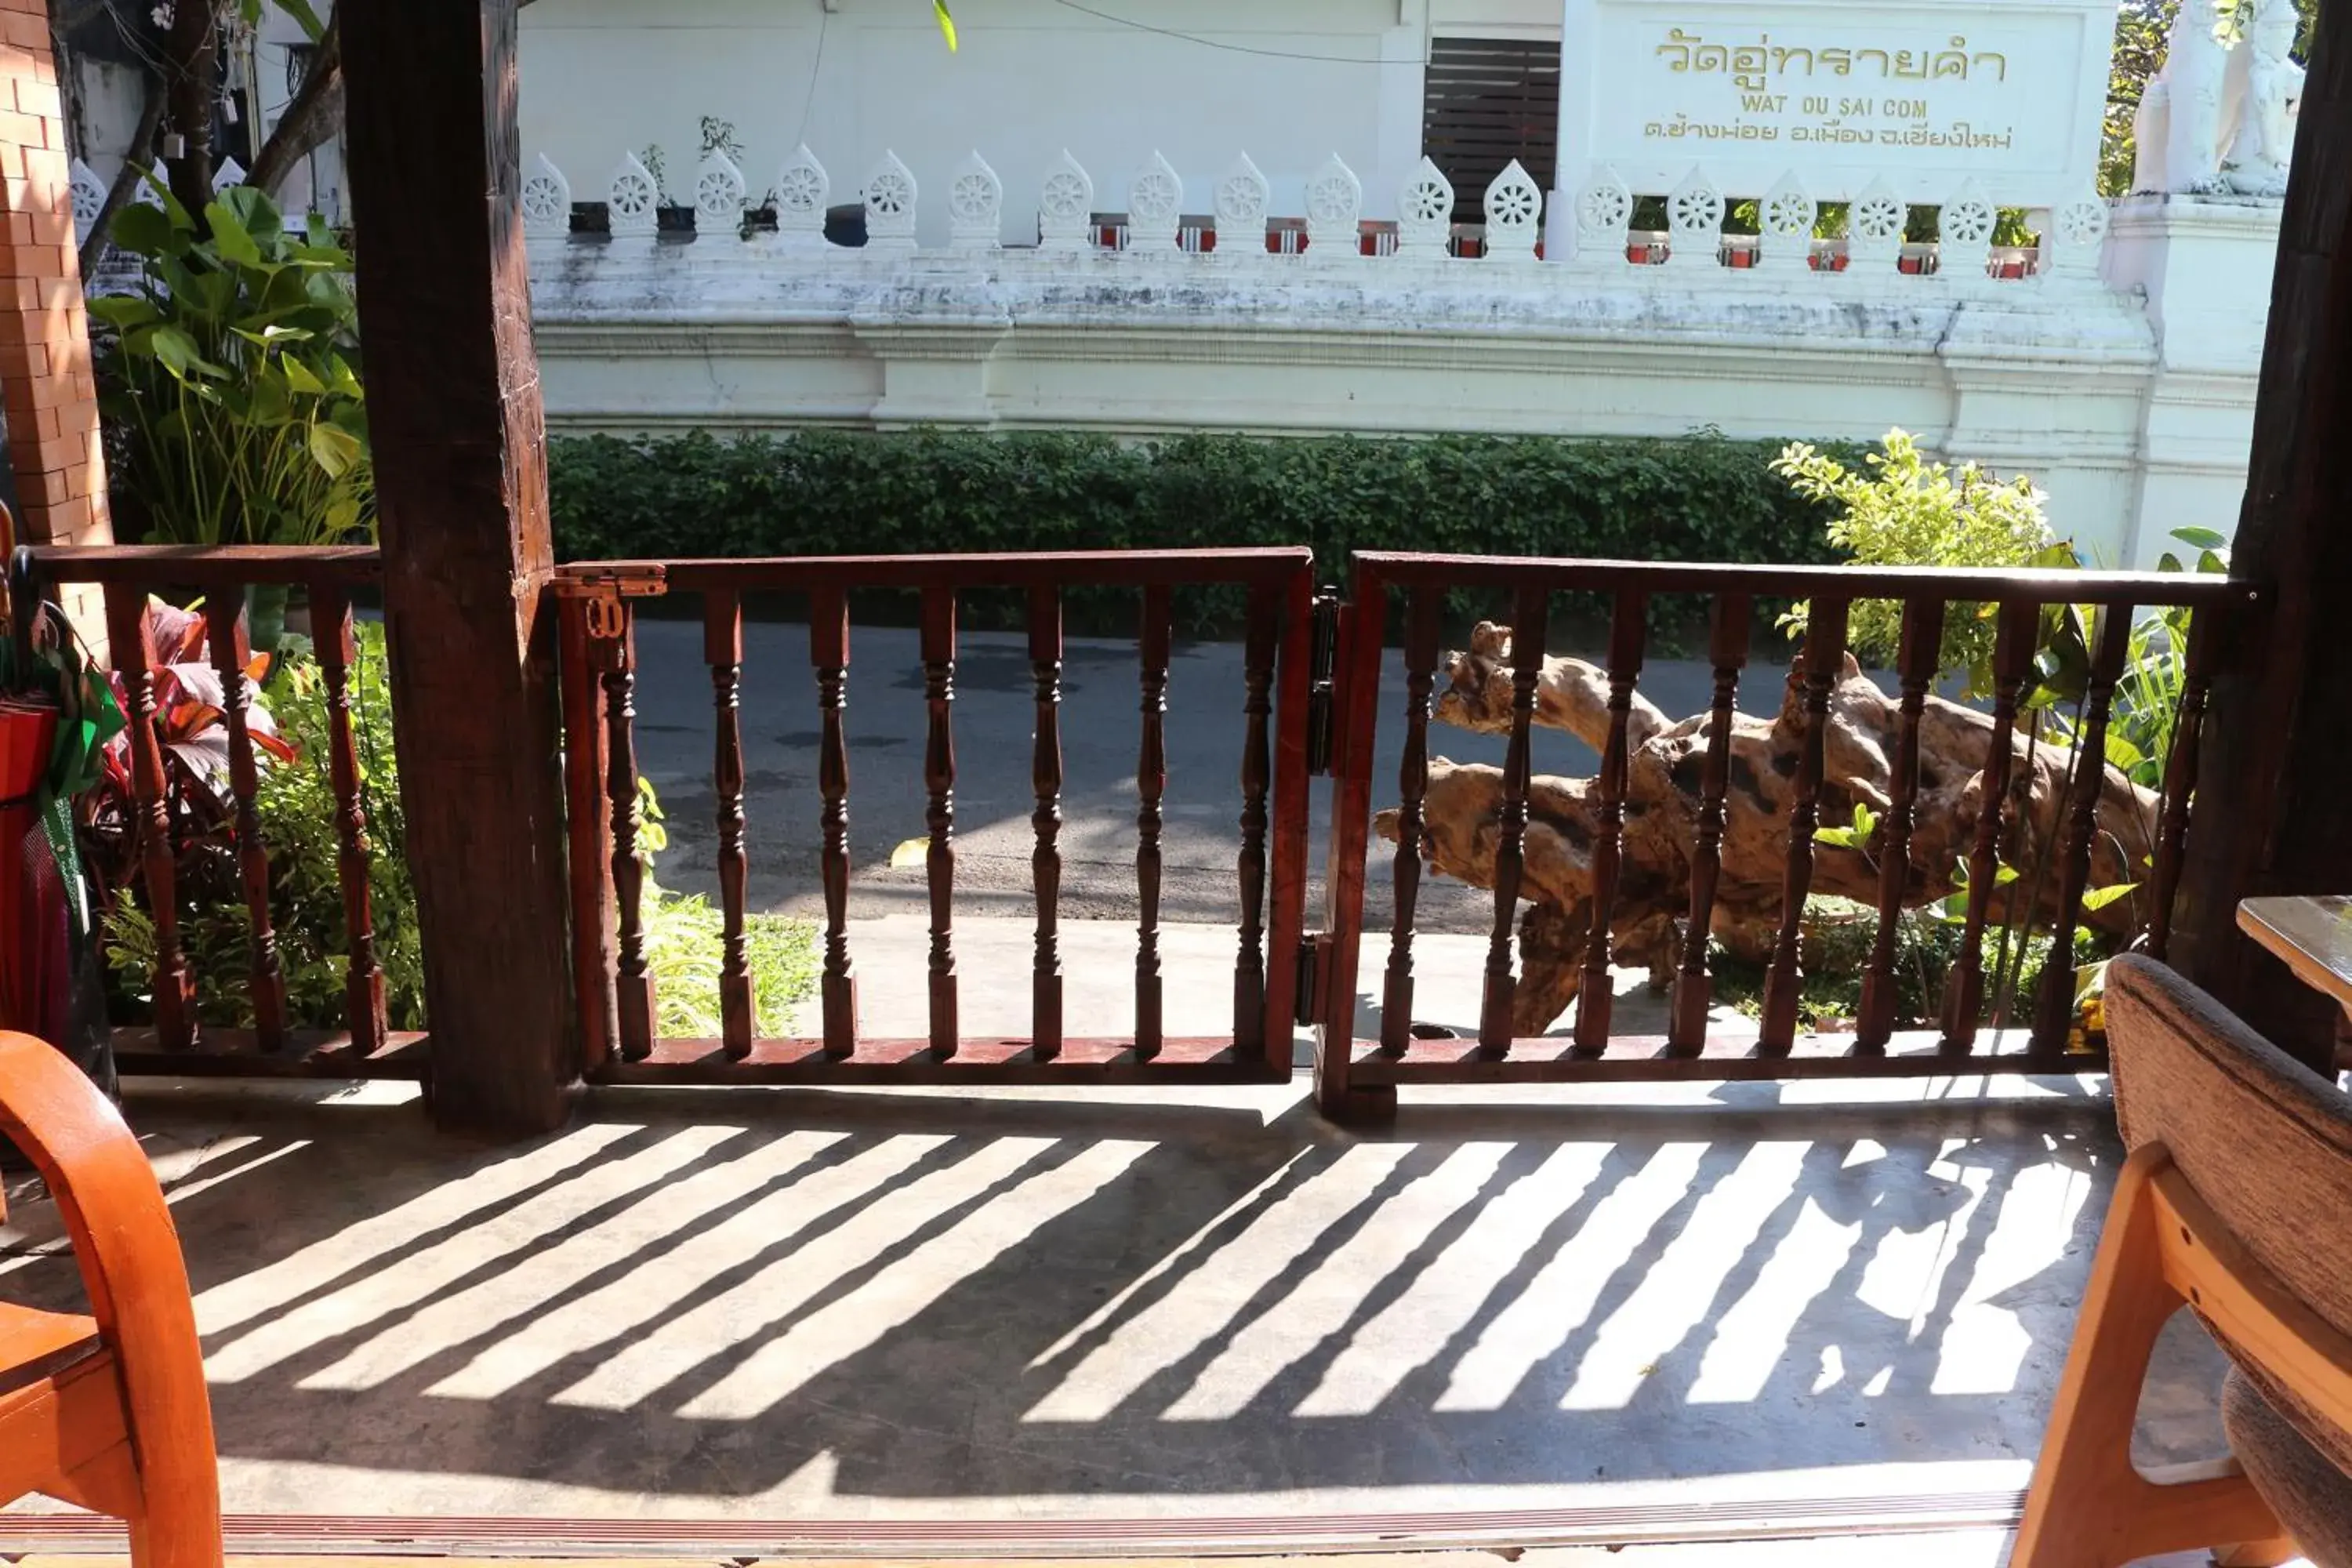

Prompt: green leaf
[935,0,957,49]
[109,201,175,258]
[205,199,263,267]
[86,294,161,329]
[273,0,328,40]
[2080,881,2140,913]
[2170,526,2228,551]
[2103,734,2145,771]
[148,325,226,381]
[282,357,327,395]
[308,422,363,478]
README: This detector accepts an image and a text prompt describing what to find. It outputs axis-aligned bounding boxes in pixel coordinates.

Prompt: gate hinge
[1305,589,1344,776]
[1294,932,1327,1027]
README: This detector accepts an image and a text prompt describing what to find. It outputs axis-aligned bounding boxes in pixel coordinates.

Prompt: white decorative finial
[1939,176,1996,281]
[1664,165,1723,270]
[1036,149,1094,254]
[1126,151,1183,254]
[521,154,572,241]
[212,156,245,193]
[607,151,659,240]
[947,150,1002,250]
[695,149,747,240]
[1849,175,1907,274]
[1481,158,1542,261]
[68,159,106,239]
[1395,157,1454,260]
[774,145,831,251]
[1756,170,1816,274]
[1570,165,1632,268]
[1304,153,1363,262]
[1214,152,1269,260]
[864,150,918,254]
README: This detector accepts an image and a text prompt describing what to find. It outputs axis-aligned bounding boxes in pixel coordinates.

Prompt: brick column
[0,0,109,553]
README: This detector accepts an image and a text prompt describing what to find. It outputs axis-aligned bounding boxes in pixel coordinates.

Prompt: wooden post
[2171,19,2352,1073]
[338,0,577,1132]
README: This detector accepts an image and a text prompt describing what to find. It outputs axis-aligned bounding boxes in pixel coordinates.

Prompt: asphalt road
[626,613,1791,931]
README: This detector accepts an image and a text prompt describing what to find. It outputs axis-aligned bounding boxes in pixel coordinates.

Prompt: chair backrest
[2107,953,2352,1470]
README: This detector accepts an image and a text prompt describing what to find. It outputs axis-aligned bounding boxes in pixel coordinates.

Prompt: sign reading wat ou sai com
[1553,0,2111,208]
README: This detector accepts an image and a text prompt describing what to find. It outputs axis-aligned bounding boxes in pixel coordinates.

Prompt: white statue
[2132,0,2302,198]
[2220,0,2304,195]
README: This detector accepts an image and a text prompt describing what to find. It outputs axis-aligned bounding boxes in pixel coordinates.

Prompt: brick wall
[0,0,108,551]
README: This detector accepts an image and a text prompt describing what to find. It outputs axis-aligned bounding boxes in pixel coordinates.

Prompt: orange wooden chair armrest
[0,1030,220,1566]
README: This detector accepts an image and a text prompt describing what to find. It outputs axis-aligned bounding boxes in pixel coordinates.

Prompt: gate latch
[564,566,668,641]
[1305,590,1343,776]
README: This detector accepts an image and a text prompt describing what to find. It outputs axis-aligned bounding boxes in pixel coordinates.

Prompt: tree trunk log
[1386,620,2162,1036]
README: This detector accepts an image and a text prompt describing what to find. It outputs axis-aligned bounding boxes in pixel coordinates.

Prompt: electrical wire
[1043,0,1425,65]
[793,5,829,151]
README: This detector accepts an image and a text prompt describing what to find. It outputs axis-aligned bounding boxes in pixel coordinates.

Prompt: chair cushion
[2107,955,2352,1477]
[2226,1366,2352,1567]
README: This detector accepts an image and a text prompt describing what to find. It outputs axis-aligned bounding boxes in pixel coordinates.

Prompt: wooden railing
[554,549,1318,1083]
[16,544,419,1078]
[1313,554,2259,1113]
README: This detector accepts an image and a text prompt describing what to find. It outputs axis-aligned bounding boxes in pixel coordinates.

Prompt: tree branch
[78,74,162,278]
[248,5,340,198]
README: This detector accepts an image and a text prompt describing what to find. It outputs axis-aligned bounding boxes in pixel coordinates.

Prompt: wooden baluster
[1940,599,2038,1054]
[557,597,615,1074]
[1381,588,1440,1056]
[922,586,959,1060]
[811,587,857,1057]
[706,590,754,1058]
[104,585,194,1051]
[599,604,655,1059]
[1135,583,1171,1062]
[1668,593,1749,1055]
[204,596,289,1051]
[1760,597,1848,1054]
[1856,597,1946,1052]
[2147,606,2220,961]
[1235,580,1277,1056]
[1030,586,1065,1062]
[1479,584,1550,1056]
[2034,604,2133,1058]
[312,583,387,1055]
[1574,589,1649,1054]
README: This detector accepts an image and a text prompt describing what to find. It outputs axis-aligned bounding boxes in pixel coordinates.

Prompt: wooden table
[2239,895,2352,1018]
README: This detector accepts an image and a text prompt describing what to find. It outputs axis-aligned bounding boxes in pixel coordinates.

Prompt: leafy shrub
[546,428,1850,644]
[1773,430,2069,694]
[90,183,372,550]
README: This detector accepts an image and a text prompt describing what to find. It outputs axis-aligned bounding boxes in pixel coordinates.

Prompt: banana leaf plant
[88,181,372,654]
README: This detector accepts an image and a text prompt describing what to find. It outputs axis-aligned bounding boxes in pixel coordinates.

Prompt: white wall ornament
[1304,154,1362,260]
[2047,191,2110,278]
[212,157,245,193]
[1940,177,1997,280]
[1664,165,1722,271]
[1570,165,1632,267]
[775,144,832,249]
[695,150,747,241]
[1482,158,1542,261]
[1849,176,1907,272]
[607,151,660,241]
[68,159,105,240]
[1758,170,1816,274]
[1126,151,1183,254]
[947,151,1003,250]
[1214,153,1269,260]
[521,154,572,241]
[1395,157,1454,260]
[1036,150,1094,255]
[865,151,919,254]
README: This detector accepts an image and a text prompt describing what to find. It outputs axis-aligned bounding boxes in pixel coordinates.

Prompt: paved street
[627,612,1791,929]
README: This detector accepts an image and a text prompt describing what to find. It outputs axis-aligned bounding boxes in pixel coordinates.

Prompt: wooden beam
[2171,11,2352,1071]
[337,0,577,1133]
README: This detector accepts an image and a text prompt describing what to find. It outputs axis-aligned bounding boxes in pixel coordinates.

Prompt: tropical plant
[1773,430,2073,695]
[629,780,819,1036]
[92,183,372,560]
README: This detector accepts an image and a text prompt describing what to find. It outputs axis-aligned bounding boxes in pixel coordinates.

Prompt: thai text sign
[1555,0,2111,204]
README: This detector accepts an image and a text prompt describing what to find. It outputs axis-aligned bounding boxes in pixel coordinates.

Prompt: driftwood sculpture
[1380,621,2162,1036]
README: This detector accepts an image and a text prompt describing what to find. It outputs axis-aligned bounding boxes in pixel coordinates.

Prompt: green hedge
[546,429,1847,641]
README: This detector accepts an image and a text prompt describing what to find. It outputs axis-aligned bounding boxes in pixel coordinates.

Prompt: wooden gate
[555,550,1317,1086]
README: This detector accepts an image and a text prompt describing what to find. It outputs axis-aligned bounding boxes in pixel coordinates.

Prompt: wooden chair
[2014,955,2352,1568]
[0,1029,220,1565]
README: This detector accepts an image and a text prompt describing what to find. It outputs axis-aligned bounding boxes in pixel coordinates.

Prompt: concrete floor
[0,1045,2241,1545]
